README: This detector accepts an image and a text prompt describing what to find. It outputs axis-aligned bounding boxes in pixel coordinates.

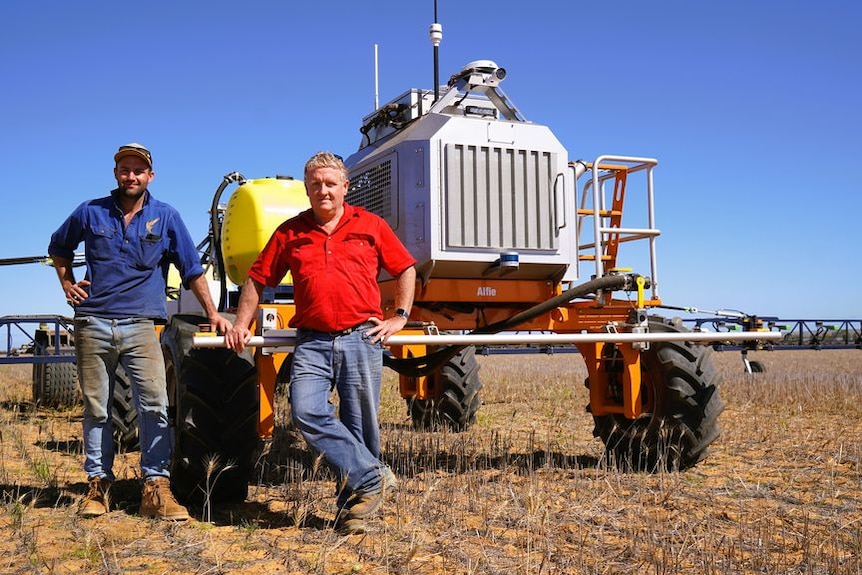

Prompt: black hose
[383,273,633,377]
[209,172,244,312]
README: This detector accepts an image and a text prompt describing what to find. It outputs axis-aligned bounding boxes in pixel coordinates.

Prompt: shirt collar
[301,202,358,231]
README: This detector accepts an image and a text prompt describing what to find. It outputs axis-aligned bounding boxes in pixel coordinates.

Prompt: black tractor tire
[588,317,725,472]
[32,347,79,409]
[111,366,140,452]
[408,346,483,431]
[161,314,260,504]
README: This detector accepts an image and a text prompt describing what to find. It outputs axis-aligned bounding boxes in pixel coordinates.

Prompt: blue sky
[1,0,859,332]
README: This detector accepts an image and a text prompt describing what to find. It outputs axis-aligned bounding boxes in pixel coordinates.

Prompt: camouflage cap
[114,142,153,168]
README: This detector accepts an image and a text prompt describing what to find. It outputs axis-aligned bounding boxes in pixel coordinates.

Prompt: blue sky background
[1,0,859,337]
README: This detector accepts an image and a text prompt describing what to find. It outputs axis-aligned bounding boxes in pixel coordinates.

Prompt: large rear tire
[408,346,483,431]
[161,314,260,504]
[112,367,140,452]
[589,317,725,472]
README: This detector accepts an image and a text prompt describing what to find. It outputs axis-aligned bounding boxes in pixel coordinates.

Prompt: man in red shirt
[225,151,416,534]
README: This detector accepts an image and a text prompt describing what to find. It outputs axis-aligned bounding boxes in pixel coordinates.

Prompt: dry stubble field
[0,347,860,574]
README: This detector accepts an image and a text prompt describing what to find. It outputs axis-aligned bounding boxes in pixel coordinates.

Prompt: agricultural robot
[157,57,780,502]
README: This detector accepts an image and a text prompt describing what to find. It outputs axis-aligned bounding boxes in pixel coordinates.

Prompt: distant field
[0,349,860,574]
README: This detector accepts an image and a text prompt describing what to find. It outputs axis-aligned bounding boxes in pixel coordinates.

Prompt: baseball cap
[114,143,153,168]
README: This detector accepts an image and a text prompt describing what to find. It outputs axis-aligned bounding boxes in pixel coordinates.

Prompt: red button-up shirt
[247,203,416,332]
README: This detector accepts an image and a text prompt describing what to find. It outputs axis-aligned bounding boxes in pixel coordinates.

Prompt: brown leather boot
[79,476,112,518]
[344,466,396,520]
[139,477,190,521]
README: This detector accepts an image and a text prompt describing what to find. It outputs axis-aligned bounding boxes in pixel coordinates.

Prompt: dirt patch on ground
[0,349,860,573]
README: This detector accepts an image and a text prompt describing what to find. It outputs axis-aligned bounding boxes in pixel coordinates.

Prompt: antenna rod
[374,43,379,111]
[430,0,442,102]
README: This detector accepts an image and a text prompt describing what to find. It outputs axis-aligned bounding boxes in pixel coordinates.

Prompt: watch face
[396,308,408,318]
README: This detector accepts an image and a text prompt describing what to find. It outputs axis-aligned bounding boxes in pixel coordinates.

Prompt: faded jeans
[289,325,389,508]
[74,316,171,481]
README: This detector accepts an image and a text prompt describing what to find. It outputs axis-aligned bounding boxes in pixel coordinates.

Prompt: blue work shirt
[48,189,204,321]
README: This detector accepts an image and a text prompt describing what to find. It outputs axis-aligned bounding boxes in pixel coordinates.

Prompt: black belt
[299,321,374,338]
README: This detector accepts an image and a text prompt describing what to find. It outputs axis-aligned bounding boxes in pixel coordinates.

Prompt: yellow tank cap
[221,177,307,286]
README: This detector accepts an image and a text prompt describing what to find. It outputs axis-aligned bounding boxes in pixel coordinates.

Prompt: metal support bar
[193,330,782,349]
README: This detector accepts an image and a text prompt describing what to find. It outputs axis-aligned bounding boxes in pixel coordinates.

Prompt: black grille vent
[347,160,391,219]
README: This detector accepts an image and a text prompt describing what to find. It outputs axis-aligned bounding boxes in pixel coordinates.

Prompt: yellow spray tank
[220,176,308,286]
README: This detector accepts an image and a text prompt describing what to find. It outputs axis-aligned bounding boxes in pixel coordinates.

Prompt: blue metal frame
[0,315,76,365]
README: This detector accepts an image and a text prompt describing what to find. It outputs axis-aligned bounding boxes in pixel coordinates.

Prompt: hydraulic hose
[209,172,245,312]
[383,273,634,377]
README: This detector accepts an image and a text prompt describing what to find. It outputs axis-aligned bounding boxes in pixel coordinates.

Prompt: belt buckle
[330,321,369,337]
[330,325,355,337]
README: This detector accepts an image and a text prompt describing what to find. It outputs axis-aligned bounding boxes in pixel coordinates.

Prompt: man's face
[305,166,347,218]
[114,156,154,200]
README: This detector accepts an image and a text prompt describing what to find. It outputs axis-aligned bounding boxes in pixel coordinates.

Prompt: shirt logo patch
[146,218,160,234]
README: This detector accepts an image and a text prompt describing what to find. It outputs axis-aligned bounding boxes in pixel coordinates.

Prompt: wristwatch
[394,308,409,319]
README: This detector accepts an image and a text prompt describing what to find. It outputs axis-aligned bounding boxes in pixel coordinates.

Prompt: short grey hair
[304,151,348,182]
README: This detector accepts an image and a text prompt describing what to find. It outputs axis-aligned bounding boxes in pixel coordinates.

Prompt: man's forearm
[393,265,416,313]
[51,256,75,289]
[188,274,219,317]
[234,278,265,329]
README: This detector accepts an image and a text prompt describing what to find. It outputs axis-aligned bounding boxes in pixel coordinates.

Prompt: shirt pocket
[135,233,164,270]
[88,226,115,261]
[341,233,378,275]
[283,236,318,281]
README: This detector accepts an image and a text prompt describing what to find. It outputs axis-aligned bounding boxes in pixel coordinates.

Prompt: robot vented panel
[444,144,557,251]
[347,159,393,220]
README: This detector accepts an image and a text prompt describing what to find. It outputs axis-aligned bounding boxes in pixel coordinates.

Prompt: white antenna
[430,0,442,102]
[374,44,380,111]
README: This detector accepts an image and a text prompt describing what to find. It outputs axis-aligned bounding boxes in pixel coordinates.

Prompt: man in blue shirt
[49,142,232,520]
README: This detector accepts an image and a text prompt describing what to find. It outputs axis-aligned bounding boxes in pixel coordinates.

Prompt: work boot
[139,477,190,521]
[335,467,397,533]
[336,515,369,535]
[336,489,385,534]
[346,489,385,519]
[333,488,382,534]
[79,476,112,518]
[343,466,398,518]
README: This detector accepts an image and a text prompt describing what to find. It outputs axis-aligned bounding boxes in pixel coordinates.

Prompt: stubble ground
[0,349,859,574]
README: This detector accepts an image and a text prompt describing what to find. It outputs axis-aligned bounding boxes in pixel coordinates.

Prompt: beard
[118,183,146,202]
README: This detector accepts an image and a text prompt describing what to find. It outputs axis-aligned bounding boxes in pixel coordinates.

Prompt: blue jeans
[74,316,171,481]
[289,325,388,508]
